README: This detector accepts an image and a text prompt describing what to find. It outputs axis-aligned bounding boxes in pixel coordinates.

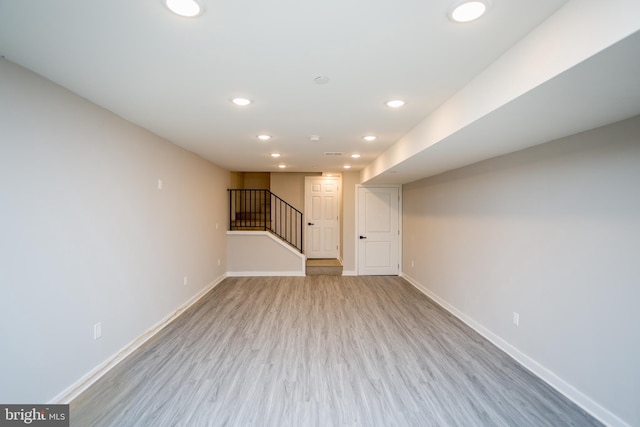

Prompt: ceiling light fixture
[386,100,405,108]
[351,154,361,158]
[278,164,286,169]
[363,135,377,142]
[314,76,330,85]
[449,1,489,23]
[231,98,252,106]
[270,153,281,158]
[257,134,271,141]
[344,165,352,169]
[310,135,320,142]
[165,0,202,17]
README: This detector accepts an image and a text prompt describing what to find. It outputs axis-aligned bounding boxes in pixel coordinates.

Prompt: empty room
[1,0,639,426]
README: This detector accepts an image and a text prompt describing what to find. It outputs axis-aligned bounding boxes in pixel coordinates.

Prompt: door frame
[355,184,402,276]
[304,175,342,259]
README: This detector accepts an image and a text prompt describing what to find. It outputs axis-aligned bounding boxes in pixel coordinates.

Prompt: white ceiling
[1,0,639,183]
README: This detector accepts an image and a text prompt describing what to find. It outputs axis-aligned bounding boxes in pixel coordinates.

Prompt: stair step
[306,259,343,276]
[229,189,303,253]
[235,212,268,220]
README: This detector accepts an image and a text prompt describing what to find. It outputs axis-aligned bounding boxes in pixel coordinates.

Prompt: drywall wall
[341,172,360,274]
[229,171,244,188]
[402,116,640,426]
[228,172,270,189]
[243,172,270,189]
[270,172,321,212]
[227,232,305,275]
[0,59,230,403]
[362,0,640,185]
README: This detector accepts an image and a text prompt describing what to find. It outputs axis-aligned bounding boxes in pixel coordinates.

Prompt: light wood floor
[71,276,601,426]
[305,259,343,267]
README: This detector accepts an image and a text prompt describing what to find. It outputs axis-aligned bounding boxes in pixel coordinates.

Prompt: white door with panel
[305,176,340,259]
[357,186,399,275]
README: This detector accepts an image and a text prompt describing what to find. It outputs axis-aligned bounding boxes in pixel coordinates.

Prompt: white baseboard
[401,273,629,427]
[226,271,305,277]
[49,273,227,404]
[342,270,357,276]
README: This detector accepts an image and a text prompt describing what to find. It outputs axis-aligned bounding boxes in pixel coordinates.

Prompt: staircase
[229,189,345,276]
[232,210,270,230]
[228,189,303,252]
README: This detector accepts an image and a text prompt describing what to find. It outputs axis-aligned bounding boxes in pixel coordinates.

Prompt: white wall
[402,116,640,426]
[341,171,360,274]
[0,59,230,403]
[362,0,640,184]
[227,232,305,276]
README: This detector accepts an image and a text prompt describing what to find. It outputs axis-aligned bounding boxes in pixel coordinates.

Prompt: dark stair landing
[305,258,343,276]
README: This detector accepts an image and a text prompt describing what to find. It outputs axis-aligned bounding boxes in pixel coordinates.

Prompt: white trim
[227,271,306,277]
[401,272,630,427]
[49,274,227,404]
[342,270,357,276]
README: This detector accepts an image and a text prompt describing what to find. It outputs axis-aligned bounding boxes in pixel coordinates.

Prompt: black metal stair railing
[228,189,303,253]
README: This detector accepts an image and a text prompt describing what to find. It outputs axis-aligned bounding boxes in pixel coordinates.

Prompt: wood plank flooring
[71,276,601,426]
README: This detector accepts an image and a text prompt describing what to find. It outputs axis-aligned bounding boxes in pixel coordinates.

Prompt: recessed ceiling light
[257,134,271,141]
[165,0,202,17]
[449,1,489,23]
[314,76,330,85]
[351,154,361,158]
[344,165,352,169]
[363,135,377,142]
[386,100,405,108]
[270,153,281,158]
[231,98,252,106]
[310,135,320,142]
[278,164,286,169]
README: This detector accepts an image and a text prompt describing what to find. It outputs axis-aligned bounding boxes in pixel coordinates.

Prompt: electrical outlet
[94,322,102,340]
[157,179,163,190]
[411,260,415,267]
[217,258,221,266]
[183,276,188,286]
[513,312,520,326]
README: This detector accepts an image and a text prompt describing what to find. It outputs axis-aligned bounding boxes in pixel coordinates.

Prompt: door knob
[308,222,315,226]
[359,236,367,239]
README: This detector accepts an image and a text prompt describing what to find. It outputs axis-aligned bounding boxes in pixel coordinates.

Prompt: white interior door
[357,186,399,275]
[305,176,340,259]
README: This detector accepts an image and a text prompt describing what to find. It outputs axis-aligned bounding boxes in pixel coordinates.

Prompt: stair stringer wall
[227,231,305,276]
